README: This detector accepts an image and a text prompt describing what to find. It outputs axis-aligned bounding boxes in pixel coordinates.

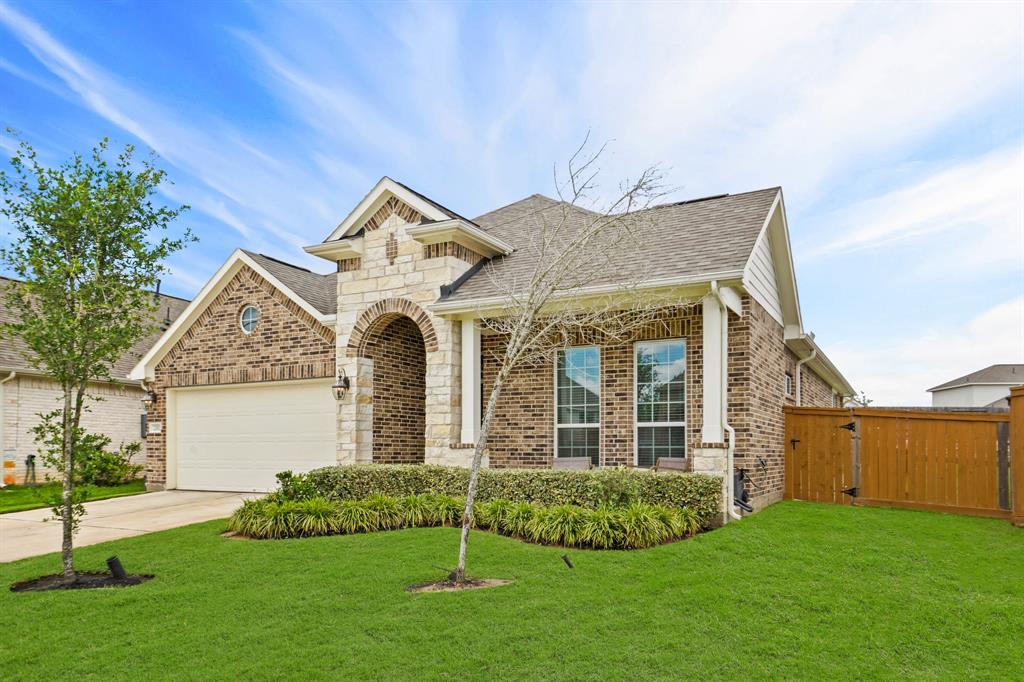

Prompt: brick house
[131,178,853,512]
[0,277,190,483]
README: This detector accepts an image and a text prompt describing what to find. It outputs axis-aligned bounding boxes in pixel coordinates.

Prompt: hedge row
[227,493,702,549]
[285,464,722,528]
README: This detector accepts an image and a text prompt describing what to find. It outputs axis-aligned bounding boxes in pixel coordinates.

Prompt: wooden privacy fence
[785,387,1024,524]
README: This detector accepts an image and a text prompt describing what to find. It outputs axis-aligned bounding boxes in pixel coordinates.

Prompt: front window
[635,339,685,467]
[555,346,600,466]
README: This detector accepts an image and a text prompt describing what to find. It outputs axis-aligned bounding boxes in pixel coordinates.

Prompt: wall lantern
[332,369,351,401]
[141,390,157,412]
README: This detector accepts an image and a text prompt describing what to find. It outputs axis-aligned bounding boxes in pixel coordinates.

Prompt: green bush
[227,493,705,549]
[301,464,722,528]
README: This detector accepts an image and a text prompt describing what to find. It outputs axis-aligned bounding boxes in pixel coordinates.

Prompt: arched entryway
[361,315,426,464]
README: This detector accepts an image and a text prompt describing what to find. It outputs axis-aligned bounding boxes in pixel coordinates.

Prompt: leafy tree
[0,136,190,579]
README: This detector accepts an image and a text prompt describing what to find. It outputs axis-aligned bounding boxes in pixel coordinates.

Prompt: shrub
[303,464,722,527]
[399,494,432,527]
[580,505,622,549]
[275,470,319,501]
[227,493,704,548]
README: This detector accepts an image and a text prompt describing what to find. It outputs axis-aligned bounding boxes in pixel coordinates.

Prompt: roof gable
[321,177,462,243]
[129,250,335,380]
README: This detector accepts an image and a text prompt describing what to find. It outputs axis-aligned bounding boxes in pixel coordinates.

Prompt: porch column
[460,318,481,445]
[701,294,725,444]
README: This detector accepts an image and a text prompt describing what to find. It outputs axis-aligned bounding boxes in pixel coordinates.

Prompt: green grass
[0,479,147,514]
[2,501,1021,680]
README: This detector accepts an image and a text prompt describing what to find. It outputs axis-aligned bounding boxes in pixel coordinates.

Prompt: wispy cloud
[830,297,1024,405]
[803,144,1023,265]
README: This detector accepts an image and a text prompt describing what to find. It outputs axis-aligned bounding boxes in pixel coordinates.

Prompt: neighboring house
[928,364,1024,408]
[131,178,854,511]
[0,277,190,483]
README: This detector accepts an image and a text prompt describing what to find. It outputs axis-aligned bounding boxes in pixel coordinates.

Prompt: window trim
[785,371,794,397]
[553,345,601,466]
[633,338,687,468]
[239,305,260,334]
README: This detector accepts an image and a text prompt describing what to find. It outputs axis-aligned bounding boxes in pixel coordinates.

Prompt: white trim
[554,345,601,464]
[428,271,745,316]
[129,249,334,381]
[634,338,687,467]
[303,237,364,262]
[405,219,514,257]
[928,382,1023,393]
[322,177,455,243]
[460,319,481,444]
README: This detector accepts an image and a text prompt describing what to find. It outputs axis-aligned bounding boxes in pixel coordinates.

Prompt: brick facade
[481,307,703,468]
[366,316,426,464]
[784,348,835,407]
[143,265,335,488]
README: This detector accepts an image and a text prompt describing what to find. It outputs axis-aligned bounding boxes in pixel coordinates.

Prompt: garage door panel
[173,380,336,492]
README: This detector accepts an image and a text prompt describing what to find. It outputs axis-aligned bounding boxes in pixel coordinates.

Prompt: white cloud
[803,144,1024,270]
[829,297,1024,405]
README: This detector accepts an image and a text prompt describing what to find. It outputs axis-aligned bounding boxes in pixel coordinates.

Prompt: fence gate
[784,406,1012,519]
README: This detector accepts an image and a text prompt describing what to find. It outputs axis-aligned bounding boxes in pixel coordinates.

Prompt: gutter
[710,281,742,522]
[795,349,816,407]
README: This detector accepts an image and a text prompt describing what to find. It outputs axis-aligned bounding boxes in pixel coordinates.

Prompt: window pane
[637,426,685,467]
[635,340,686,465]
[556,348,600,437]
[557,427,599,467]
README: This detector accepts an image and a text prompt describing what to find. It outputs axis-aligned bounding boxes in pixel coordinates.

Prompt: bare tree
[453,139,697,583]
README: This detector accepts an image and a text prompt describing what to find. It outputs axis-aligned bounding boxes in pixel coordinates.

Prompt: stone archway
[347,298,437,358]
[360,315,426,464]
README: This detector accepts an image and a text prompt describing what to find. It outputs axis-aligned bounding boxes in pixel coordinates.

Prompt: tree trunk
[61,387,75,579]
[453,355,516,583]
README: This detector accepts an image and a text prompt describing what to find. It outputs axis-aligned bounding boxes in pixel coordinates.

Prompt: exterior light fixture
[141,390,157,411]
[332,369,351,400]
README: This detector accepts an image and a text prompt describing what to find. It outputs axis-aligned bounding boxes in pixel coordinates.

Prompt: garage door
[172,380,336,492]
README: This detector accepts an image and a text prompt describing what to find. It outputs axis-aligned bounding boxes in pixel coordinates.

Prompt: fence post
[1012,386,1024,527]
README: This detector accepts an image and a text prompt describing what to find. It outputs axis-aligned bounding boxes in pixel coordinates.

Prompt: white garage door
[172,380,337,492]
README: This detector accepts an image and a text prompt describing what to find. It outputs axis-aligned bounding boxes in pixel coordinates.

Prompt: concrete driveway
[1,490,257,563]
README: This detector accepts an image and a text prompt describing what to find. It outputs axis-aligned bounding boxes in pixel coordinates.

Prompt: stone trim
[361,196,422,233]
[423,241,485,265]
[346,297,439,357]
[338,257,361,272]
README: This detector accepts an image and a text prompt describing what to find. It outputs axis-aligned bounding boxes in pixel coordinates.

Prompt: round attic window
[240,305,260,334]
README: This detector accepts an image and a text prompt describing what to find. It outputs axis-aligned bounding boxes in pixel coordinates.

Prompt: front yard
[2,501,1021,679]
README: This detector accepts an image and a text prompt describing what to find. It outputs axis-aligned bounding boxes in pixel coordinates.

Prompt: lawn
[0,479,147,514]
[2,501,1021,680]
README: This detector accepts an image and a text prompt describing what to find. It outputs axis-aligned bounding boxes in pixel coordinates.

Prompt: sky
[0,0,1021,405]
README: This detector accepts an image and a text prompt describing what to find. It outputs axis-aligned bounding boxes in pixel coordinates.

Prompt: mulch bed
[406,578,513,593]
[10,572,153,593]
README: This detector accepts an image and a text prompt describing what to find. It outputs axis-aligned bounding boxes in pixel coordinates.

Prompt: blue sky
[0,0,1021,404]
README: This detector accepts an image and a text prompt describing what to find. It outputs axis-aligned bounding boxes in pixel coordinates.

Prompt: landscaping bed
[0,479,147,514]
[227,494,702,549]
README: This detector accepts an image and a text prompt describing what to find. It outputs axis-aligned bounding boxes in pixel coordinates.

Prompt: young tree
[453,139,696,583]
[0,137,190,579]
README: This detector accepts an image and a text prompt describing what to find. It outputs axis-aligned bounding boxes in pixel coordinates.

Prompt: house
[0,277,190,484]
[928,364,1023,408]
[130,178,854,511]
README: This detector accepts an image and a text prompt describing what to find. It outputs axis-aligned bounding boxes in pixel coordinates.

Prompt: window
[240,305,260,334]
[635,339,685,467]
[785,372,794,397]
[555,346,600,466]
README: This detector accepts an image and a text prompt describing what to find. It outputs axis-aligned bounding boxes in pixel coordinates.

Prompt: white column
[460,318,481,445]
[701,294,724,444]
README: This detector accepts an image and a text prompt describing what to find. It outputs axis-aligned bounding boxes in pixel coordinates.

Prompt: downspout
[710,282,742,521]
[795,349,816,407]
[0,371,16,488]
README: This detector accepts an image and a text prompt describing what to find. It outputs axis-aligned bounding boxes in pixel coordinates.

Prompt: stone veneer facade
[143,265,336,488]
[333,203,479,468]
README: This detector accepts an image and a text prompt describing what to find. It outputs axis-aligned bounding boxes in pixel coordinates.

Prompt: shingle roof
[242,251,338,316]
[928,364,1024,392]
[443,187,780,302]
[0,277,191,381]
